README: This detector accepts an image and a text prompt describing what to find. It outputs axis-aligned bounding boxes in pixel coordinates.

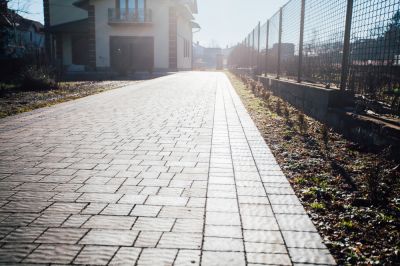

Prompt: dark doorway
[71,34,89,66]
[110,36,154,74]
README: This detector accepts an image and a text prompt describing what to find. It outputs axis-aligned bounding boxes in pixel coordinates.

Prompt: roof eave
[192,0,198,14]
[73,0,90,10]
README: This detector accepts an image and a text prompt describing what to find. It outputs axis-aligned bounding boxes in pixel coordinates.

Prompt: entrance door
[110,36,154,74]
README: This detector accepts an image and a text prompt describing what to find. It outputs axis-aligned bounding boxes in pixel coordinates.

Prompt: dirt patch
[0,81,138,119]
[227,71,399,265]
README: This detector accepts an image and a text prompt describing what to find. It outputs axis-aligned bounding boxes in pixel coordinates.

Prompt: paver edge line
[199,75,218,266]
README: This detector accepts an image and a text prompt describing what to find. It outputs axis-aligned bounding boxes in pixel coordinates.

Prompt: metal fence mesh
[267,12,281,76]
[281,0,302,80]
[253,25,260,70]
[259,22,268,74]
[302,0,347,87]
[349,0,400,109]
[233,0,400,113]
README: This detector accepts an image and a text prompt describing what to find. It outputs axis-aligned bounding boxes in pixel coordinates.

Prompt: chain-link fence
[231,0,400,114]
[349,0,400,110]
[281,0,302,81]
[266,11,280,77]
[302,0,347,87]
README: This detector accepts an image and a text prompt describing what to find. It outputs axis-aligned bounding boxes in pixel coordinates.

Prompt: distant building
[193,42,222,69]
[270,43,295,61]
[0,0,44,59]
[44,0,199,74]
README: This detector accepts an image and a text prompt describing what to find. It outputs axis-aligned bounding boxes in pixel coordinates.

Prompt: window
[119,0,126,9]
[184,39,187,58]
[138,0,145,10]
[116,0,146,21]
[116,0,146,11]
[188,40,191,58]
[138,0,145,21]
[183,39,191,58]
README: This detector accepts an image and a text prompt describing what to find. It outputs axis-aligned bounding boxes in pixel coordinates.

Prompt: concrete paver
[0,72,335,265]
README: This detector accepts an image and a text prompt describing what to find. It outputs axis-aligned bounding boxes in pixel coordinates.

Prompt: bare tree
[3,0,31,15]
[0,0,32,57]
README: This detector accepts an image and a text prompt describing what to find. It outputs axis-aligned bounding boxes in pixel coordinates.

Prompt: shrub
[276,99,282,115]
[19,66,58,91]
[321,124,330,151]
[297,112,307,133]
[250,81,257,93]
[283,102,290,118]
[263,91,271,101]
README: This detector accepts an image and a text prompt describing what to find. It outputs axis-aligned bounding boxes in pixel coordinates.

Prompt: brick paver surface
[0,72,336,265]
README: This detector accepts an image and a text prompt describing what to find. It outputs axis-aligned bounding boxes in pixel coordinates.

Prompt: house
[0,0,44,59]
[44,0,199,74]
[270,43,295,61]
[193,42,222,69]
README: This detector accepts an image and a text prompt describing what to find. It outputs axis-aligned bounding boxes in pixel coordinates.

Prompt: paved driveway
[0,72,335,265]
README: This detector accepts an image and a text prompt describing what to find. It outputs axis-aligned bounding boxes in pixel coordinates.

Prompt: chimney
[0,0,7,13]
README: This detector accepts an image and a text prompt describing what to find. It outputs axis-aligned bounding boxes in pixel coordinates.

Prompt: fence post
[265,20,269,77]
[252,29,255,71]
[340,0,353,91]
[277,7,283,79]
[248,36,251,68]
[257,22,261,74]
[298,0,305,83]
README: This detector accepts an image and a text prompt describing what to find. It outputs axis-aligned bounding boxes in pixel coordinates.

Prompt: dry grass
[0,81,137,119]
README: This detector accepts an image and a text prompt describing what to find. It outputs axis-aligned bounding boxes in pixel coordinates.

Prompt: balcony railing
[108,8,152,25]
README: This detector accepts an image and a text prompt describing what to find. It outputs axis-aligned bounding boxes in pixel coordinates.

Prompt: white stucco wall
[91,0,170,69]
[49,0,88,26]
[177,15,192,70]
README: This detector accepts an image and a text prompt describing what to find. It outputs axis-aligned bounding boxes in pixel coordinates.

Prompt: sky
[8,0,44,24]
[193,0,288,48]
[9,0,289,48]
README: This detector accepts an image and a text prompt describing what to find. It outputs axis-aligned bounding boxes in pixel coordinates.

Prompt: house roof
[73,0,89,10]
[192,0,198,14]
[0,12,11,26]
[0,8,21,27]
[18,18,44,32]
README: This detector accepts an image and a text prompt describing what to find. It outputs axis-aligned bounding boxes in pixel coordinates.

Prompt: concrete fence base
[230,69,400,153]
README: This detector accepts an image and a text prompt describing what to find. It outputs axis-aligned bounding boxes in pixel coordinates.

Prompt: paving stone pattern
[0,72,336,265]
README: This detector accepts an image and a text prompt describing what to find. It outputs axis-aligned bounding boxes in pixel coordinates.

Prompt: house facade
[44,0,198,74]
